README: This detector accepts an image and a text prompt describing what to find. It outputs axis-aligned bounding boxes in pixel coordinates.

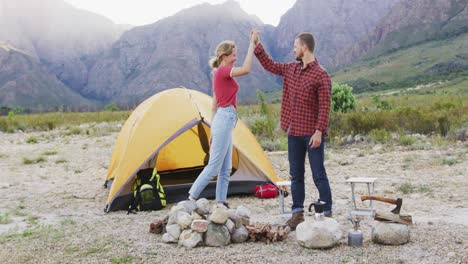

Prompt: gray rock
[225,219,236,234]
[178,200,198,213]
[162,233,177,243]
[231,225,249,243]
[165,224,181,240]
[372,221,410,245]
[230,215,243,229]
[170,204,186,214]
[191,211,203,220]
[191,220,209,233]
[240,216,250,226]
[296,218,342,249]
[209,207,228,224]
[178,229,203,248]
[227,209,237,219]
[204,223,231,247]
[167,211,184,225]
[196,198,211,215]
[236,205,251,218]
[176,212,193,229]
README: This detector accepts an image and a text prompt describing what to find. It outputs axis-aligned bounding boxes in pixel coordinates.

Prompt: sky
[64,0,297,26]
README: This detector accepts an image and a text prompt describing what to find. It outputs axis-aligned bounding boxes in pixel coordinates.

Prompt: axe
[361,196,402,214]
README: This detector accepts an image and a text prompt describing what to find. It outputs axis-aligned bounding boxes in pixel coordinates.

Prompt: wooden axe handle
[361,195,397,204]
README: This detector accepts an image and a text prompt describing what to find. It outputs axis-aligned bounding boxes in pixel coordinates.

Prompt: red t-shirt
[213,66,239,108]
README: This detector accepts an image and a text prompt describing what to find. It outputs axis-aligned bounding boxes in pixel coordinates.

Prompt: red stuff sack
[253,183,278,198]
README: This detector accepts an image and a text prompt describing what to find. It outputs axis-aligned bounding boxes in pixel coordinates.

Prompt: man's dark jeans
[288,135,332,214]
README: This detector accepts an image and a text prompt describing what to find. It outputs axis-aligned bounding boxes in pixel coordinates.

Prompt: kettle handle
[308,203,314,212]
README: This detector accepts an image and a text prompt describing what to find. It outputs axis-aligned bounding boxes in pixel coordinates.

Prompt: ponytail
[209,40,236,70]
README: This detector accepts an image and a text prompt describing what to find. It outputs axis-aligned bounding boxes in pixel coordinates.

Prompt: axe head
[391,198,403,214]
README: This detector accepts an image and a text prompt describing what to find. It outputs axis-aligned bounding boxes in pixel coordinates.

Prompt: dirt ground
[0,123,467,264]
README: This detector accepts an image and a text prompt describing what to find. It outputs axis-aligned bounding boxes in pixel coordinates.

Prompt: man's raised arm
[253,36,288,76]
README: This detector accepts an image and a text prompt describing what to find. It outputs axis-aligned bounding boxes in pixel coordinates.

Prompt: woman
[188,31,258,207]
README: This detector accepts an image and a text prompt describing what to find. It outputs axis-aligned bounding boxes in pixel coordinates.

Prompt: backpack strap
[152,168,167,207]
[127,178,141,214]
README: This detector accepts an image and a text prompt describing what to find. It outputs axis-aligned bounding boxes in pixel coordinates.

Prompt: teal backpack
[128,168,166,213]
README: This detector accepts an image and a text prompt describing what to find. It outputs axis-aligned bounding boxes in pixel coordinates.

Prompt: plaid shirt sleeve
[315,72,332,133]
[254,43,288,76]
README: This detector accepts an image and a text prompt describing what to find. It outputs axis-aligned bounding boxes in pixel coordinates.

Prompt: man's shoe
[325,213,333,218]
[286,211,304,230]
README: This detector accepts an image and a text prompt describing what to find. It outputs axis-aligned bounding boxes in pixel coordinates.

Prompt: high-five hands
[250,29,260,45]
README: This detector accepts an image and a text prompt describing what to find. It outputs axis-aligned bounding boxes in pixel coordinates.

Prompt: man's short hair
[296,32,315,53]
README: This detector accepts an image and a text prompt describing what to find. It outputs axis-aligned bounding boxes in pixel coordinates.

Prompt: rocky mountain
[84,1,279,105]
[0,44,97,110]
[338,0,468,66]
[0,0,126,93]
[1,0,466,110]
[273,0,398,68]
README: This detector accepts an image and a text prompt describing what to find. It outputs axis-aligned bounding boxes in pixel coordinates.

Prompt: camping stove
[348,216,363,247]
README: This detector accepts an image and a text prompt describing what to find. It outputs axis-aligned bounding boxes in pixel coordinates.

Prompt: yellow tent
[104,88,281,212]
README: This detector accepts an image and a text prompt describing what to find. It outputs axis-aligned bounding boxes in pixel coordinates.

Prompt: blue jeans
[189,106,237,202]
[288,135,332,214]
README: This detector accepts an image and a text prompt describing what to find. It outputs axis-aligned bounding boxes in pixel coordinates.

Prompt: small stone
[191,220,209,233]
[231,225,249,243]
[176,212,193,229]
[209,207,228,224]
[191,211,203,220]
[165,224,181,240]
[196,198,211,215]
[170,204,186,214]
[447,252,456,258]
[162,233,177,243]
[236,205,250,218]
[240,216,250,226]
[178,200,198,213]
[227,209,237,219]
[225,219,235,234]
[178,229,202,248]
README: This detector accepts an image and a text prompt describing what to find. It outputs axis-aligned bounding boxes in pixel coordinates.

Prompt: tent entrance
[152,121,239,186]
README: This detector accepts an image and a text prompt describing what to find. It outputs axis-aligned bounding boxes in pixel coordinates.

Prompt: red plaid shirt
[254,43,331,136]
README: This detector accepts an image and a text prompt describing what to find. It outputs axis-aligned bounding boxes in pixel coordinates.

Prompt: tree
[331,83,356,113]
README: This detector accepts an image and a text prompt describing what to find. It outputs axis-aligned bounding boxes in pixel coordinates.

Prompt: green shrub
[370,128,392,143]
[0,212,12,224]
[43,150,58,156]
[332,83,356,113]
[397,182,415,194]
[25,136,38,144]
[23,157,46,165]
[104,103,121,112]
[399,135,417,146]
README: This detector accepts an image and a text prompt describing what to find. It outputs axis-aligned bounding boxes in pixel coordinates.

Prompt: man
[253,32,333,230]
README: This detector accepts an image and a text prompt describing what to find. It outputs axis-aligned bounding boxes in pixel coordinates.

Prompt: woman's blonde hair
[209,40,236,69]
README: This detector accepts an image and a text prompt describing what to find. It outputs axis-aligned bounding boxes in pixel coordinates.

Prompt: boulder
[178,200,198,213]
[209,207,228,224]
[165,224,181,240]
[196,198,211,215]
[178,229,203,248]
[296,218,342,249]
[176,212,193,229]
[231,225,249,243]
[372,221,410,245]
[205,223,231,247]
